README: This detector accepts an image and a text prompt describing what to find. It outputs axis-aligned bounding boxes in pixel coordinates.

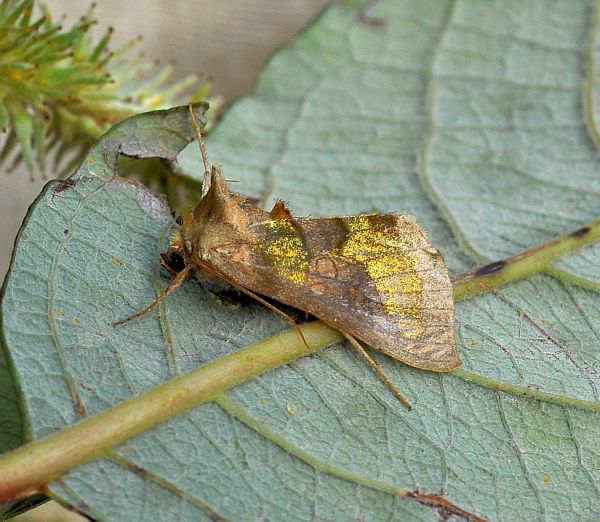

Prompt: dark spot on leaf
[570,226,590,238]
[356,1,386,30]
[73,396,86,417]
[127,462,148,477]
[64,229,69,235]
[51,178,75,195]
[407,491,487,522]
[474,260,506,277]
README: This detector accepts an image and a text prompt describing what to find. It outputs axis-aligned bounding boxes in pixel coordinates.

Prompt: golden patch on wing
[337,215,426,340]
[258,219,309,285]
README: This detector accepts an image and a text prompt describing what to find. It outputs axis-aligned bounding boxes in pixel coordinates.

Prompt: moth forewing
[204,207,460,372]
[118,104,461,411]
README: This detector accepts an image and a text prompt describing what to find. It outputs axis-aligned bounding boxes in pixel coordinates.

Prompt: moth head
[168,164,253,266]
[170,217,197,258]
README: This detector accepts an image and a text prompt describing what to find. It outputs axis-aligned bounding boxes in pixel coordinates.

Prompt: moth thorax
[170,229,184,252]
[169,230,194,261]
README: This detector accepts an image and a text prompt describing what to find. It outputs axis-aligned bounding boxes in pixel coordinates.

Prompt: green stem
[452,368,600,411]
[0,322,343,503]
[452,218,600,300]
[583,0,600,150]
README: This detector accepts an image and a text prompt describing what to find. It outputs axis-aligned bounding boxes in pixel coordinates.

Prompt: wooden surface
[3,2,329,521]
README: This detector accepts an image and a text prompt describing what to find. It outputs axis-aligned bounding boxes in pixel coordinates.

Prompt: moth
[117,105,460,410]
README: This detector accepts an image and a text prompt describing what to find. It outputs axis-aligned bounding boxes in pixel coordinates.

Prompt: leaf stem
[452,219,600,300]
[451,368,600,411]
[0,322,343,503]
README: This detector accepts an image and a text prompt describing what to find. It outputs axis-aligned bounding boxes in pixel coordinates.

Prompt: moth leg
[113,264,193,326]
[235,286,310,350]
[194,260,310,350]
[161,261,180,277]
[342,332,413,411]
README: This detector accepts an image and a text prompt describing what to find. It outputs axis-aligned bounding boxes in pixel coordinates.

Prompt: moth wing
[207,213,459,372]
[306,256,458,370]
[299,214,459,371]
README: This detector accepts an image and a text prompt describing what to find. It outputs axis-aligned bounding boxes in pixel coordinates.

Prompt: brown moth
[117,106,460,410]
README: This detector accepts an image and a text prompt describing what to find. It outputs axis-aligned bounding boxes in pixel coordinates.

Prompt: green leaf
[0,336,23,455]
[2,2,600,522]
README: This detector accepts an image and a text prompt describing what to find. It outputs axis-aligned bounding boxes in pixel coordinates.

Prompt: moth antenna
[188,103,210,175]
[341,332,413,411]
[113,265,193,326]
[195,260,310,350]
